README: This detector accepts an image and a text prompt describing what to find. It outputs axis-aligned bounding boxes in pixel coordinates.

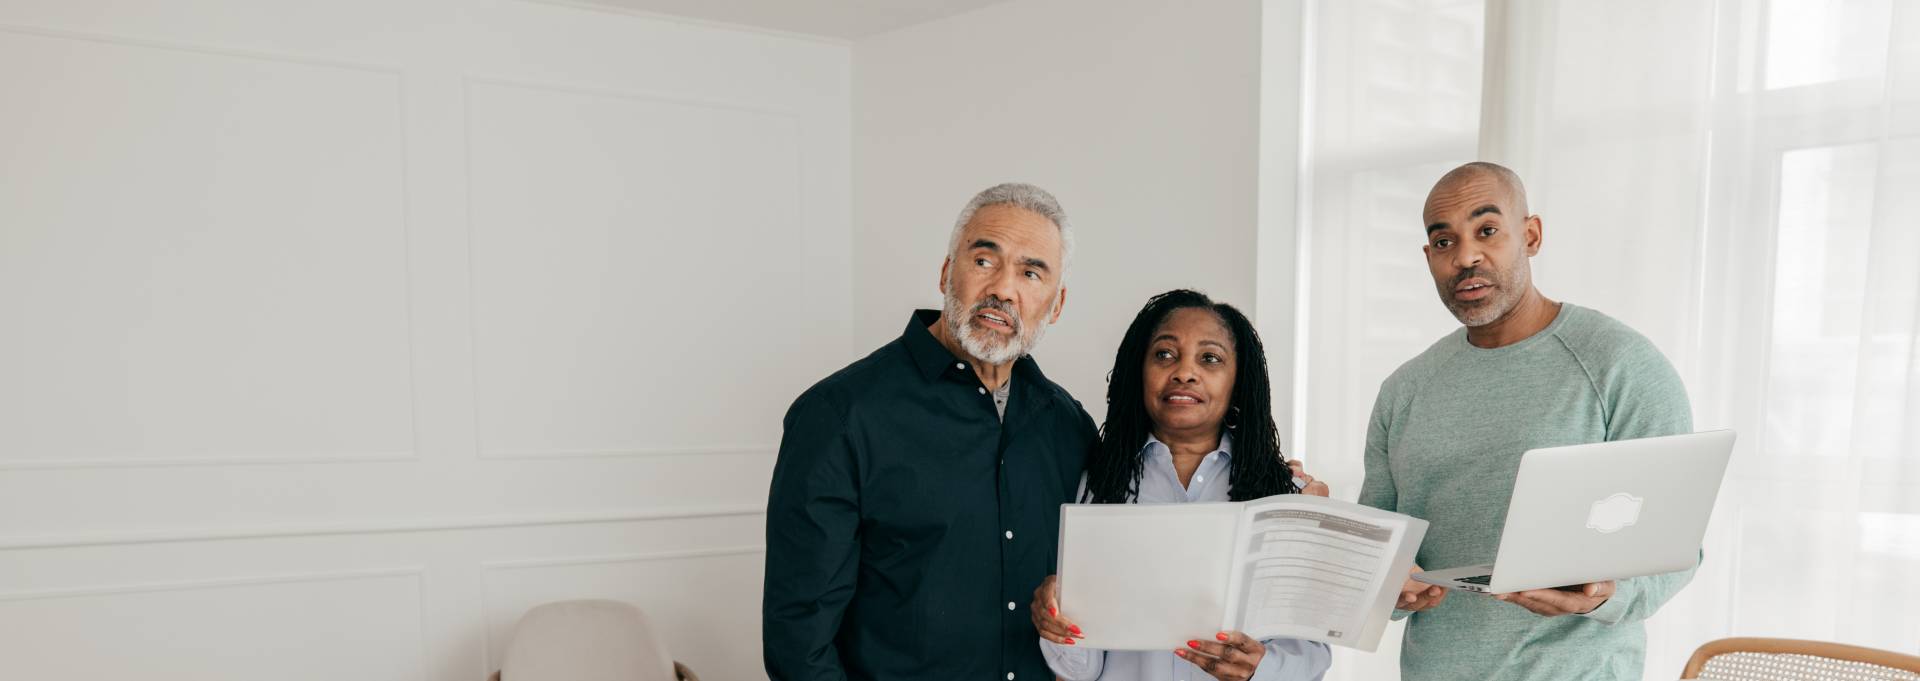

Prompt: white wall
[0,1,848,679]
[851,0,1271,419]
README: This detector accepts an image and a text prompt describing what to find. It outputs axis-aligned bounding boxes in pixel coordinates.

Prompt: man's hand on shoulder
[1495,581,1614,617]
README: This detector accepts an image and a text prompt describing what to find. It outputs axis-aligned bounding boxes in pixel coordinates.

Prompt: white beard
[943,287,1051,366]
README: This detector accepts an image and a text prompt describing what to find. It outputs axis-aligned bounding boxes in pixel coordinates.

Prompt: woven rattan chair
[1681,637,1920,680]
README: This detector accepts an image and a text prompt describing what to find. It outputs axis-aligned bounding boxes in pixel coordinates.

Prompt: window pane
[1765,0,1892,89]
[1766,143,1878,458]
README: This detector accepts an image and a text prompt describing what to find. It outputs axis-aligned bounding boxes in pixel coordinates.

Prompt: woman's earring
[1225,406,1241,430]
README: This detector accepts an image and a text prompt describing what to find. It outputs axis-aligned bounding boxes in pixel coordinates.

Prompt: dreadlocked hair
[1082,289,1301,504]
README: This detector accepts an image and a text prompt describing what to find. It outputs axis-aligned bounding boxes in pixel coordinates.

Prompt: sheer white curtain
[1294,2,1485,679]
[1298,1,1920,679]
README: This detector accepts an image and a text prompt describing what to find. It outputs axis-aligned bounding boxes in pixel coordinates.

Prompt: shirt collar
[1140,431,1234,461]
[900,309,1041,384]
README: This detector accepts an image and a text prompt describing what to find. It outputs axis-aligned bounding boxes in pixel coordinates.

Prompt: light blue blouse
[1040,433,1332,681]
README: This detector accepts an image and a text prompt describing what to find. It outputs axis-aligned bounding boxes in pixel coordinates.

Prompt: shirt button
[1007,601,1016,610]
[956,362,966,370]
[1195,475,1204,483]
[978,386,987,395]
[1004,530,1014,540]
[1008,674,1016,680]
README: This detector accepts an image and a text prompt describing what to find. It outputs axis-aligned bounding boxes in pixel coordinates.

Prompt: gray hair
[947,182,1074,284]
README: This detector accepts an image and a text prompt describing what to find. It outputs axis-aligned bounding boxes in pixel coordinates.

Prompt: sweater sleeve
[1357,384,1398,513]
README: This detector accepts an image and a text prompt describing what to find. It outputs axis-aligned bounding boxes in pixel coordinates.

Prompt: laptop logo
[1586,493,1643,533]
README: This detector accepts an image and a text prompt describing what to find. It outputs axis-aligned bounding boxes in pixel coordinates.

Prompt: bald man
[1357,162,1697,680]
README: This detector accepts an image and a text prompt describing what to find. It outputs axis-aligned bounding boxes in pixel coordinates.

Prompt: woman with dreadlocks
[1029,289,1333,681]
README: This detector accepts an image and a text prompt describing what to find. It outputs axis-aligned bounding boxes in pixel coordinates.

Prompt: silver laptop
[1414,430,1736,594]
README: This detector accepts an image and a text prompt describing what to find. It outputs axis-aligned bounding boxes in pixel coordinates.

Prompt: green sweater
[1358,303,1695,681]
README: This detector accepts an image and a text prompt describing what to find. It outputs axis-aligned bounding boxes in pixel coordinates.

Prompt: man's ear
[937,257,951,295]
[1049,286,1068,324]
[1525,215,1544,256]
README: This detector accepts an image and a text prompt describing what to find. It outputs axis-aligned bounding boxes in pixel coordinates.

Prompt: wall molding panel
[461,74,810,462]
[0,22,407,76]
[464,75,807,121]
[0,567,426,679]
[475,444,776,461]
[483,544,765,572]
[0,506,768,552]
[0,18,419,470]
[0,566,425,603]
[0,451,420,472]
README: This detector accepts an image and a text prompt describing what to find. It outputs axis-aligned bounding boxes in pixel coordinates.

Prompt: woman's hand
[1176,631,1266,681]
[1029,574,1082,645]
[1288,459,1330,496]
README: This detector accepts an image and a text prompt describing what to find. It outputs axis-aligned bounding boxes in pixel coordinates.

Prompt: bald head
[1419,161,1544,329]
[1425,162,1528,230]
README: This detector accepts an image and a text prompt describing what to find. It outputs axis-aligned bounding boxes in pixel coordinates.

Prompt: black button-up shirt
[763,310,1096,680]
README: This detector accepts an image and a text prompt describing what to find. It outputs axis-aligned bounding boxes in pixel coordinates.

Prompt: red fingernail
[1064,639,1075,646]
[1069,625,1082,635]
[1175,649,1187,658]
[1049,607,1057,617]
[1216,632,1230,642]
[1187,640,1201,649]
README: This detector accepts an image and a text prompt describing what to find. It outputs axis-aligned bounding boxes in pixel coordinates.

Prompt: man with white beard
[763,183,1098,681]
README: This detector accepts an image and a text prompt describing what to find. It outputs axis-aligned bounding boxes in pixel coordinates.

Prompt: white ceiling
[568,0,1013,40]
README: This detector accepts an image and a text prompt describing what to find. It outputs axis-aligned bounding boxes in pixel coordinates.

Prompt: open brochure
[1056,494,1427,652]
